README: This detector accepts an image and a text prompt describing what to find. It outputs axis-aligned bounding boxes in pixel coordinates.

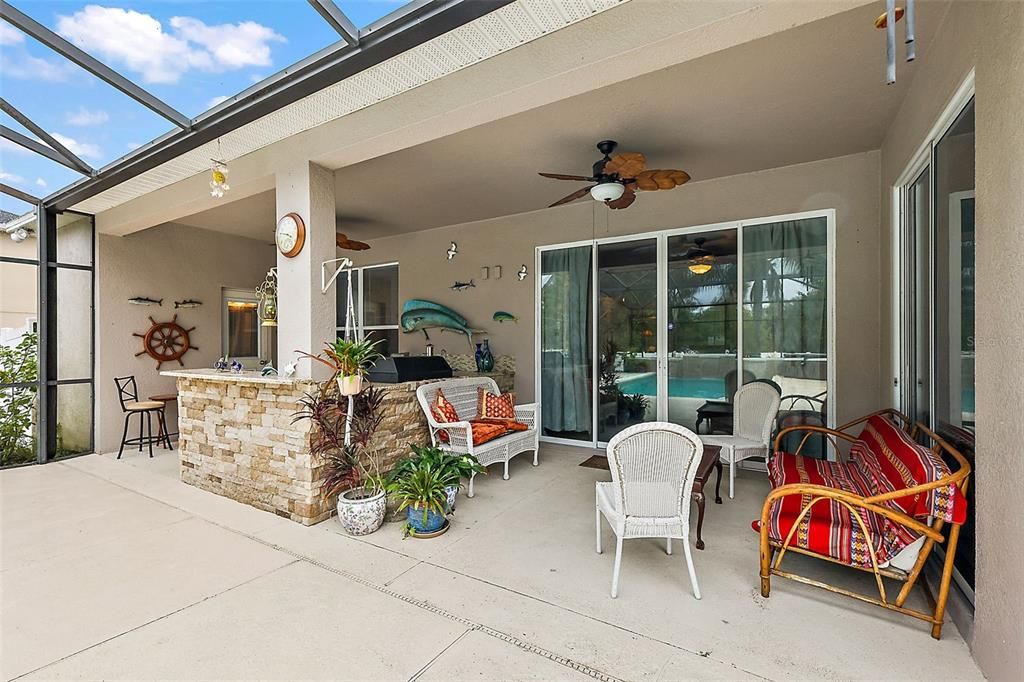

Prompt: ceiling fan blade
[603,152,646,178]
[607,186,636,210]
[635,169,690,191]
[549,185,594,208]
[336,233,371,251]
[539,172,596,181]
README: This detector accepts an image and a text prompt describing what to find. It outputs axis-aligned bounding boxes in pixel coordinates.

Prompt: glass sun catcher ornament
[210,159,230,198]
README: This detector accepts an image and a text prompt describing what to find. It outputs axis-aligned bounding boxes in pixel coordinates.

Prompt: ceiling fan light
[688,260,714,275]
[590,182,625,203]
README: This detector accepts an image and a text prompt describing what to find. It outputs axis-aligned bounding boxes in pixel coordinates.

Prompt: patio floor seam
[416,559,772,681]
[7,559,301,682]
[57,461,628,682]
[406,628,472,681]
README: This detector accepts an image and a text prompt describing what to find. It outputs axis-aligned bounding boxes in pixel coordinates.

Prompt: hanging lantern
[210,159,230,198]
[256,268,278,327]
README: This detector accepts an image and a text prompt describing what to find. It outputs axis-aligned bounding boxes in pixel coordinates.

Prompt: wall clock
[276,212,306,258]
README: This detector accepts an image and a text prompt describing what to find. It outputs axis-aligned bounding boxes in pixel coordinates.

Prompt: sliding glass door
[596,238,658,442]
[665,229,738,430]
[537,211,833,449]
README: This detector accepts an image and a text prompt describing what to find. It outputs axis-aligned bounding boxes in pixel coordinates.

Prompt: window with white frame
[336,262,399,356]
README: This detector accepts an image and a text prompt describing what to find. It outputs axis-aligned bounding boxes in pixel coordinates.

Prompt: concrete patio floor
[1,444,983,681]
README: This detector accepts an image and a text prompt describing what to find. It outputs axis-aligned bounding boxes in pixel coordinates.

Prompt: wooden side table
[149,392,178,441]
[691,444,724,550]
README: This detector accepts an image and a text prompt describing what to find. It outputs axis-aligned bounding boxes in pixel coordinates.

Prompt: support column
[275,161,336,379]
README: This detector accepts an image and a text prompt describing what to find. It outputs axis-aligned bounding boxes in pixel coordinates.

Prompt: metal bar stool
[114,376,172,458]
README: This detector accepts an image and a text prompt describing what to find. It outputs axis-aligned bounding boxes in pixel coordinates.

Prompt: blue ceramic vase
[479,339,495,372]
[407,504,446,534]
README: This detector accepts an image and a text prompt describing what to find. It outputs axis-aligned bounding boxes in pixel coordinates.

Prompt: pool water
[618,374,726,399]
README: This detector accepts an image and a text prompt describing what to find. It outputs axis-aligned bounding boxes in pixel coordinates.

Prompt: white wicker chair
[701,381,781,499]
[416,377,539,497]
[596,422,704,599]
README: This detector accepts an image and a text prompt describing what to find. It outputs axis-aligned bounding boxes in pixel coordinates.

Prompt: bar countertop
[160,368,316,386]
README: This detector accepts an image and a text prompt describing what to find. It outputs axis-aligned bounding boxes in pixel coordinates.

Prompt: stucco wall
[0,234,38,333]
[96,223,275,454]
[878,2,1024,679]
[364,150,881,427]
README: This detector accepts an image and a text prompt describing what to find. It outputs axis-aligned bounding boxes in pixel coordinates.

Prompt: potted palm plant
[298,337,382,396]
[293,383,387,535]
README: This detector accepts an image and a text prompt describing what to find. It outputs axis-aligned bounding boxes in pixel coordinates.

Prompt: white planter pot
[336,487,385,535]
[338,374,362,396]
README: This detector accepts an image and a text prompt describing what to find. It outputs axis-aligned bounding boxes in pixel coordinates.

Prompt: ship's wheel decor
[133,315,197,369]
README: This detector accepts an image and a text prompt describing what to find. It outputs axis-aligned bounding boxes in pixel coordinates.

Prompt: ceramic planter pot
[406,504,446,534]
[336,487,385,535]
[338,374,362,396]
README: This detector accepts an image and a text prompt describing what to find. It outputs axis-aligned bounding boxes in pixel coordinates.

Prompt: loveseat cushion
[765,452,919,568]
[850,415,966,524]
[477,388,516,419]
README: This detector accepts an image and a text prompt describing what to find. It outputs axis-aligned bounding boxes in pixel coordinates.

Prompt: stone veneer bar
[162,368,513,525]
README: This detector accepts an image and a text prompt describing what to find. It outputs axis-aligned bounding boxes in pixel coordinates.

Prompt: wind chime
[322,256,360,446]
[877,0,916,85]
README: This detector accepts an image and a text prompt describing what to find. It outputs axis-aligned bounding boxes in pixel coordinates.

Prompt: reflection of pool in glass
[618,374,726,399]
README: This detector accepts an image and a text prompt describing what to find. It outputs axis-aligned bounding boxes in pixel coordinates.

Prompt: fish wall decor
[174,299,202,309]
[401,299,483,349]
[128,297,162,306]
[450,280,475,292]
[493,311,518,324]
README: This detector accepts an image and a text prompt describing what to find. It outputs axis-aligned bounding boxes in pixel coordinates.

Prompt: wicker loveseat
[757,409,970,639]
[416,377,539,497]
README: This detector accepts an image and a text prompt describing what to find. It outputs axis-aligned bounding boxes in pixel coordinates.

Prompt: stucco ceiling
[176,3,933,241]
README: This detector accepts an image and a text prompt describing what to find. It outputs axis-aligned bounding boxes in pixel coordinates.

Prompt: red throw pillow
[475,417,529,432]
[434,390,460,422]
[468,421,509,446]
[477,388,515,419]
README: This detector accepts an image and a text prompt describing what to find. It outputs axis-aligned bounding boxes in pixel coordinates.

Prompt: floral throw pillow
[477,387,516,420]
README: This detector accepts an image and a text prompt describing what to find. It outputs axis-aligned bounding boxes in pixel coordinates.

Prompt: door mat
[579,455,609,470]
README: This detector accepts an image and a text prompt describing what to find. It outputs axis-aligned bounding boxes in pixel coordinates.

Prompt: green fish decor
[492,311,518,324]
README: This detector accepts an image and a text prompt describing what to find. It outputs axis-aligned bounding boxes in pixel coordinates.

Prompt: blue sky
[0,1,406,215]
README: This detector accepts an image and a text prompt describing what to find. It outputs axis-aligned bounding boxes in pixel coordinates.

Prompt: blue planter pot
[407,504,446,534]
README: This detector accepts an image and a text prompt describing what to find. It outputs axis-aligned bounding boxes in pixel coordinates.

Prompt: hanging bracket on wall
[320,257,353,294]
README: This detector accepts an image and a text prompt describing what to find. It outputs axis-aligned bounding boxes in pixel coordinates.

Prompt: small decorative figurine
[517,264,528,281]
[230,360,244,373]
[260,364,277,376]
[214,356,229,371]
[446,241,458,260]
[282,361,297,378]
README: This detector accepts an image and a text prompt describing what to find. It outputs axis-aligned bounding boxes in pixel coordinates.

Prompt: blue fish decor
[401,299,484,349]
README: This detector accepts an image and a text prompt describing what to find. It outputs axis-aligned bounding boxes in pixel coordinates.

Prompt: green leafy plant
[298,337,382,379]
[0,332,38,466]
[386,443,485,488]
[598,338,622,402]
[626,393,649,418]
[388,461,457,526]
[292,382,385,498]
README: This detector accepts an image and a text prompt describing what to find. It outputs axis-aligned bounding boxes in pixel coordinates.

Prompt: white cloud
[171,17,284,70]
[35,178,48,188]
[56,5,284,84]
[0,170,27,184]
[1,138,31,155]
[1,53,72,82]
[0,23,24,46]
[51,133,103,161]
[65,107,110,126]
[206,95,230,109]
[249,74,265,84]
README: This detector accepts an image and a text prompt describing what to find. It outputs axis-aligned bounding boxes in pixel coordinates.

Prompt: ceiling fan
[336,233,370,251]
[539,140,690,210]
